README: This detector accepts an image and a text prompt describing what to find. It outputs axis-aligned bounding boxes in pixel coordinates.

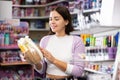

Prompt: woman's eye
[55,18,59,21]
[49,18,52,21]
[49,18,59,21]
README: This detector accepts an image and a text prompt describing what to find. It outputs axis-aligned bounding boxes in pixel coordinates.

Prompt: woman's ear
[65,20,69,26]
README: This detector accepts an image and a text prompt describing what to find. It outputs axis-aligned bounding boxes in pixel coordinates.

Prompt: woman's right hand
[23,49,41,65]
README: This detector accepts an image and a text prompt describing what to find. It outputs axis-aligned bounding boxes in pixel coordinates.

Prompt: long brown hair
[48,6,74,35]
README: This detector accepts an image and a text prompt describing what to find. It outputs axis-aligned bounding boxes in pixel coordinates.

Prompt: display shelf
[45,0,68,6]
[29,28,49,31]
[85,61,114,75]
[84,68,112,75]
[0,20,34,79]
[0,61,30,66]
[12,0,70,41]
[0,64,34,80]
[12,0,103,40]
[10,0,120,80]
[0,45,19,50]
[69,58,115,62]
[12,0,67,8]
[12,0,69,32]
[83,8,100,13]
[12,0,68,24]
[12,0,103,36]
[71,25,120,35]
[13,16,49,19]
[12,4,45,7]
[86,59,115,62]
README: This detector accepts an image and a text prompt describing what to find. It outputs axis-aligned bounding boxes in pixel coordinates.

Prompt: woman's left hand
[40,48,56,63]
[23,49,41,65]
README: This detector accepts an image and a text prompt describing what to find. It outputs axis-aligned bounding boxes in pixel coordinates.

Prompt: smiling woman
[48,6,74,36]
[49,11,68,35]
[23,6,86,80]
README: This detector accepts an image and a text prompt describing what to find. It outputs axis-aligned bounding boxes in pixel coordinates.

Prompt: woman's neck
[55,33,67,37]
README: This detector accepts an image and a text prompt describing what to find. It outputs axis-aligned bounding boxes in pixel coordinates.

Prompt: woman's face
[49,11,68,34]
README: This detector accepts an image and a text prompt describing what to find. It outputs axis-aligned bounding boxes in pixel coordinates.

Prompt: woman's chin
[51,29,56,32]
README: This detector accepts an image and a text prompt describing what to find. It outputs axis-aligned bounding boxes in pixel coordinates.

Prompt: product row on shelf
[12,0,62,5]
[11,0,102,31]
[85,62,114,74]
[0,50,21,63]
[85,47,117,61]
[0,65,33,80]
[83,32,120,80]
[87,73,112,80]
[80,33,118,47]
[0,20,29,48]
[0,20,35,79]
[12,0,102,9]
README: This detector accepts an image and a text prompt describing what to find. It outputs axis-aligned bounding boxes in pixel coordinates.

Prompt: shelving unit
[12,0,68,29]
[9,0,120,80]
[11,0,103,40]
[71,0,120,80]
[0,20,34,79]
[12,0,69,41]
[0,65,34,80]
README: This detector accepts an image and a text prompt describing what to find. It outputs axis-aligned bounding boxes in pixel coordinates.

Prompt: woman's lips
[51,26,56,29]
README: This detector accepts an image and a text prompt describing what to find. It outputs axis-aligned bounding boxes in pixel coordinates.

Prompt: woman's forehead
[49,11,62,18]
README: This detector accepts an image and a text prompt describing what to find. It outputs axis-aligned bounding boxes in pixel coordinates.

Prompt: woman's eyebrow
[54,16,60,19]
[49,16,61,18]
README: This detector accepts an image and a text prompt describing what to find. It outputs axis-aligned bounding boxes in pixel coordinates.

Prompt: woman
[24,6,85,80]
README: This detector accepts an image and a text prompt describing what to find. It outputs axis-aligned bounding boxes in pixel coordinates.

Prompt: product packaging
[17,36,43,61]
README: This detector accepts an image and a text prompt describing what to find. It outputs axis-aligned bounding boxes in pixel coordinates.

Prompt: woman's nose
[50,19,56,23]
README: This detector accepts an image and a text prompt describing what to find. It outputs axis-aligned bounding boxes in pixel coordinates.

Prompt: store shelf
[0,61,30,66]
[12,0,67,8]
[86,59,115,62]
[12,4,45,7]
[29,28,49,31]
[70,59,115,63]
[0,45,19,50]
[84,68,112,74]
[83,8,100,13]
[12,0,70,41]
[0,20,34,79]
[71,25,120,35]
[13,16,49,19]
